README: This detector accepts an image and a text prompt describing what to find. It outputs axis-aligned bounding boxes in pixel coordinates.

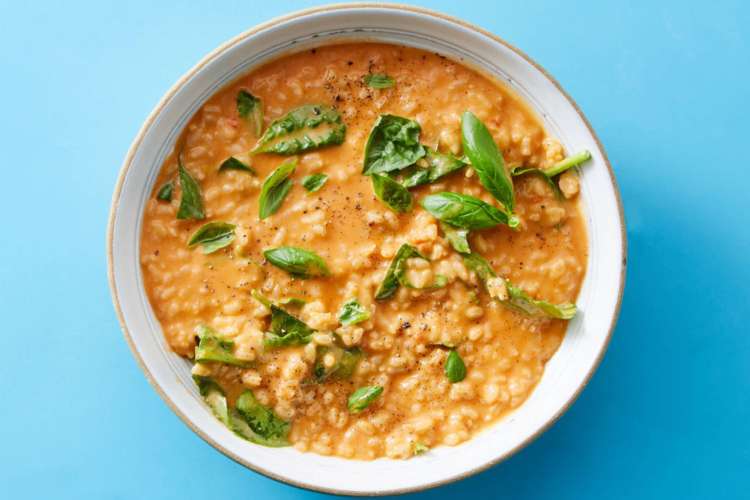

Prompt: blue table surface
[1,1,748,498]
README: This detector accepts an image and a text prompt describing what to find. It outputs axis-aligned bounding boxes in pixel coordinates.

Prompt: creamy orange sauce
[140,43,587,459]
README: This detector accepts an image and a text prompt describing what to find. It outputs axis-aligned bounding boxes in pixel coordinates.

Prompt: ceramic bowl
[108,3,626,495]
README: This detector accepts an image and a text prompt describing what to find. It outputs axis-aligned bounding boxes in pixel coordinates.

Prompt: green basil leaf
[177,159,205,220]
[233,390,290,447]
[462,253,497,281]
[219,156,256,174]
[347,385,383,413]
[264,246,330,279]
[194,325,251,367]
[511,150,591,198]
[505,282,577,319]
[187,222,236,254]
[250,290,272,308]
[264,305,315,348]
[258,159,296,219]
[252,104,345,155]
[421,192,519,230]
[280,297,307,307]
[338,299,370,326]
[374,244,428,300]
[363,114,426,175]
[237,90,263,136]
[462,253,577,319]
[192,376,231,426]
[371,173,413,212]
[156,180,174,202]
[301,173,328,193]
[413,442,429,455]
[461,111,515,212]
[400,148,466,188]
[440,221,471,254]
[445,350,467,383]
[364,73,395,89]
[313,346,363,382]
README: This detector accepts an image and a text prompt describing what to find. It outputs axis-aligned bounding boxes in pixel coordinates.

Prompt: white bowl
[107,3,626,495]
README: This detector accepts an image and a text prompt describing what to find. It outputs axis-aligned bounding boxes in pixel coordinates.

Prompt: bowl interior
[108,4,625,496]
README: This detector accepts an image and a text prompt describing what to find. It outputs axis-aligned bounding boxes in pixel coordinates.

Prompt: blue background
[1,1,748,498]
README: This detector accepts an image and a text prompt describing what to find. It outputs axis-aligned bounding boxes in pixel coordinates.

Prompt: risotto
[140,43,590,459]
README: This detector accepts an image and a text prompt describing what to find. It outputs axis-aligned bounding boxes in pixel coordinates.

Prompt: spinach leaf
[236,90,263,136]
[192,376,231,426]
[301,173,328,193]
[338,299,370,326]
[280,297,307,307]
[264,246,330,279]
[264,305,315,348]
[219,156,256,174]
[177,158,205,220]
[461,111,515,212]
[313,346,362,382]
[374,244,428,300]
[233,390,290,447]
[462,253,577,319]
[258,159,296,219]
[347,386,383,413]
[187,222,236,254]
[440,221,471,254]
[400,148,466,188]
[420,192,519,230]
[444,350,467,383]
[252,104,345,155]
[371,173,413,212]
[194,325,251,367]
[364,73,395,89]
[363,115,425,175]
[156,180,174,202]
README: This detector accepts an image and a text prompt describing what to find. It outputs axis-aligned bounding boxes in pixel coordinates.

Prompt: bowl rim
[106,2,627,496]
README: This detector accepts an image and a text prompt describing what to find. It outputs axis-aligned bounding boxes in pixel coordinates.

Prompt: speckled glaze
[107,3,626,496]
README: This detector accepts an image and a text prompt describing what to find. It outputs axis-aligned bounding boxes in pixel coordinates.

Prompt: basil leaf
[364,73,395,89]
[219,156,256,174]
[280,297,307,307]
[264,305,315,348]
[505,282,577,319]
[187,222,236,254]
[192,376,231,426]
[511,150,591,197]
[462,253,577,319]
[194,325,251,367]
[258,159,296,219]
[440,221,471,254]
[338,299,370,326]
[445,350,467,383]
[461,111,515,212]
[237,90,263,136]
[371,173,413,212]
[400,148,466,188]
[264,246,330,279]
[413,442,429,455]
[234,390,290,447]
[156,180,174,202]
[347,386,383,413]
[462,253,497,281]
[313,346,362,382]
[363,115,426,175]
[374,244,428,300]
[252,104,345,155]
[421,192,519,230]
[177,159,205,220]
[301,173,328,193]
